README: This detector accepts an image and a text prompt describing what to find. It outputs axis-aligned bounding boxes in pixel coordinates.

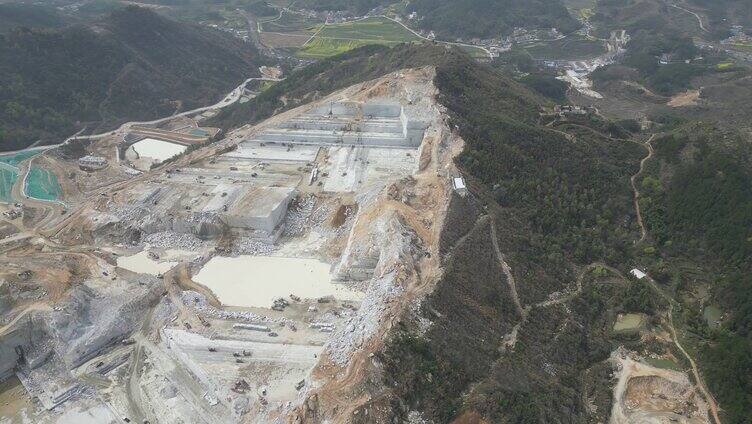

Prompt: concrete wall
[254,101,427,148]
[308,101,402,118]
[280,117,405,135]
[362,102,402,118]
[308,102,359,117]
[253,130,416,148]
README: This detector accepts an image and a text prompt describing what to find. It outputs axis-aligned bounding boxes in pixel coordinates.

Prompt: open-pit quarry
[0,67,459,423]
[0,63,716,424]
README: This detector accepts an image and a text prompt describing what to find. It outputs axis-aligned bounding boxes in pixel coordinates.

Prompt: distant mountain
[407,0,581,39]
[593,0,751,40]
[0,3,68,32]
[0,6,264,152]
[688,0,752,29]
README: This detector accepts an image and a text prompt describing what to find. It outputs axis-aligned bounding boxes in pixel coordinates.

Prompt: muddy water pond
[193,256,363,308]
[130,138,187,162]
[613,313,646,333]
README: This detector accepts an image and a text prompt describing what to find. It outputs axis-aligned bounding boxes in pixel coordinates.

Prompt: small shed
[452,176,468,197]
[630,268,646,280]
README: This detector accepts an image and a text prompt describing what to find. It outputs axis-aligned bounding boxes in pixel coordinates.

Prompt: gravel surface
[180,290,277,323]
[143,231,210,250]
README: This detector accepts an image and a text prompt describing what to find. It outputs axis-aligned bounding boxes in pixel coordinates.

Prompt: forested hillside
[639,124,752,422]
[0,6,263,152]
[408,0,580,39]
[378,50,650,423]
[591,31,711,96]
[593,0,750,40]
[688,0,752,29]
[0,3,68,33]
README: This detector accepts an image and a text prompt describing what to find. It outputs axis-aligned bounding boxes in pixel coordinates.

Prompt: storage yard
[0,67,456,423]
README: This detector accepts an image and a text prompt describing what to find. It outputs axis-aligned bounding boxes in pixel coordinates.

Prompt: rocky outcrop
[46,276,162,368]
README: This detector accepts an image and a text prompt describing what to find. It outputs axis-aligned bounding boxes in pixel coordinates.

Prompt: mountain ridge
[0,6,264,152]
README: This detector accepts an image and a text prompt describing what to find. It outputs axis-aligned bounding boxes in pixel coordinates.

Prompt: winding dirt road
[630,134,655,244]
[671,3,709,33]
[490,218,525,317]
[379,15,492,59]
[628,133,721,423]
[643,277,722,424]
[489,210,619,349]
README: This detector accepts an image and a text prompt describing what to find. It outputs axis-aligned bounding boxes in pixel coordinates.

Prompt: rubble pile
[229,237,276,256]
[144,231,210,250]
[180,291,275,323]
[283,194,316,237]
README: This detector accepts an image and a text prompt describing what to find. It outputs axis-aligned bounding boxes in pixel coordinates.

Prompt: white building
[630,268,646,280]
[452,176,468,197]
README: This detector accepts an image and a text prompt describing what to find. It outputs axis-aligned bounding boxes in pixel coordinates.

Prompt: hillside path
[630,134,656,244]
[490,218,525,317]
[670,3,709,32]
[643,277,721,424]
[627,132,721,423]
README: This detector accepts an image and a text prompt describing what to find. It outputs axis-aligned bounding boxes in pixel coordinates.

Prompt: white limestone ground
[0,67,446,423]
[193,255,363,308]
[129,138,187,163]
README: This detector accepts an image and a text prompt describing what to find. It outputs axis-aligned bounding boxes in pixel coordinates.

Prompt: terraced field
[613,313,646,333]
[524,35,607,60]
[298,17,420,58]
[261,11,321,33]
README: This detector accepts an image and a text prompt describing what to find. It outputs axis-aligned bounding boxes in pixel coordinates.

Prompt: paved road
[379,15,492,59]
[64,76,281,144]
[303,17,329,46]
